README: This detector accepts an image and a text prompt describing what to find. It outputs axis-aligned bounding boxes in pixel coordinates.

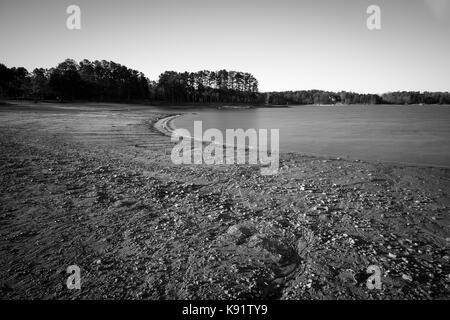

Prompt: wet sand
[0,102,449,299]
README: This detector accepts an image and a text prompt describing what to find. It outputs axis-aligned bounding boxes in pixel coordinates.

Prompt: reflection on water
[174,105,450,167]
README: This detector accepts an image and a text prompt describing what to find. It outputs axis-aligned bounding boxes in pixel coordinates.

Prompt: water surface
[174,105,450,167]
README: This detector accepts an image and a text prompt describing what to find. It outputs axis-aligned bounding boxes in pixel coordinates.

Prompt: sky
[0,0,449,93]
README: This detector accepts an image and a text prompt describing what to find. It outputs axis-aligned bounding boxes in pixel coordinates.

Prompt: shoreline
[154,113,450,170]
[154,114,182,136]
[0,103,448,299]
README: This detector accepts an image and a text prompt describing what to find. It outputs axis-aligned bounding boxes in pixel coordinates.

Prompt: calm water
[174,105,450,167]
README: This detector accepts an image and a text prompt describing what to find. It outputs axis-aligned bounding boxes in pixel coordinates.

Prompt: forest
[0,59,261,104]
[1,58,449,105]
[267,90,450,105]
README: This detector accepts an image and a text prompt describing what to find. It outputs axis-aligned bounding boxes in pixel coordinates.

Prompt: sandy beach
[0,102,449,299]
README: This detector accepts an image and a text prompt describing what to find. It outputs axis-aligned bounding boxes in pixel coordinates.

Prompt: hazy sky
[0,0,449,93]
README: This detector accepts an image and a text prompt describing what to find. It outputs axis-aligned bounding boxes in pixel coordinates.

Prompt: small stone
[226,224,255,243]
[296,239,309,255]
[402,274,413,282]
[113,198,137,208]
[338,269,357,285]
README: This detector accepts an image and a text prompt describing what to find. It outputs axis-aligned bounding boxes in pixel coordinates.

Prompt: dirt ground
[0,102,449,299]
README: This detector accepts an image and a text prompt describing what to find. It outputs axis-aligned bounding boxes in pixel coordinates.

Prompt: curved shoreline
[154,114,449,169]
[154,114,182,137]
[154,113,258,152]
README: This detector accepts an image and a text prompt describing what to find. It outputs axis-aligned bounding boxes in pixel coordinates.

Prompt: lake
[174,104,450,167]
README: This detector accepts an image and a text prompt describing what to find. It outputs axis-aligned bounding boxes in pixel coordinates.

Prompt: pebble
[402,274,413,282]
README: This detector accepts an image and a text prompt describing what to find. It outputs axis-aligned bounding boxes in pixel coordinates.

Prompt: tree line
[0,59,261,104]
[0,59,150,102]
[267,90,450,105]
[155,70,260,104]
[1,59,449,105]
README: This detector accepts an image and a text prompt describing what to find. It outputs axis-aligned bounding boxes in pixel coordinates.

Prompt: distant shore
[0,99,290,109]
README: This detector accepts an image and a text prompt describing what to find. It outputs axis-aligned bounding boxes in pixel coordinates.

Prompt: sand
[0,101,449,299]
